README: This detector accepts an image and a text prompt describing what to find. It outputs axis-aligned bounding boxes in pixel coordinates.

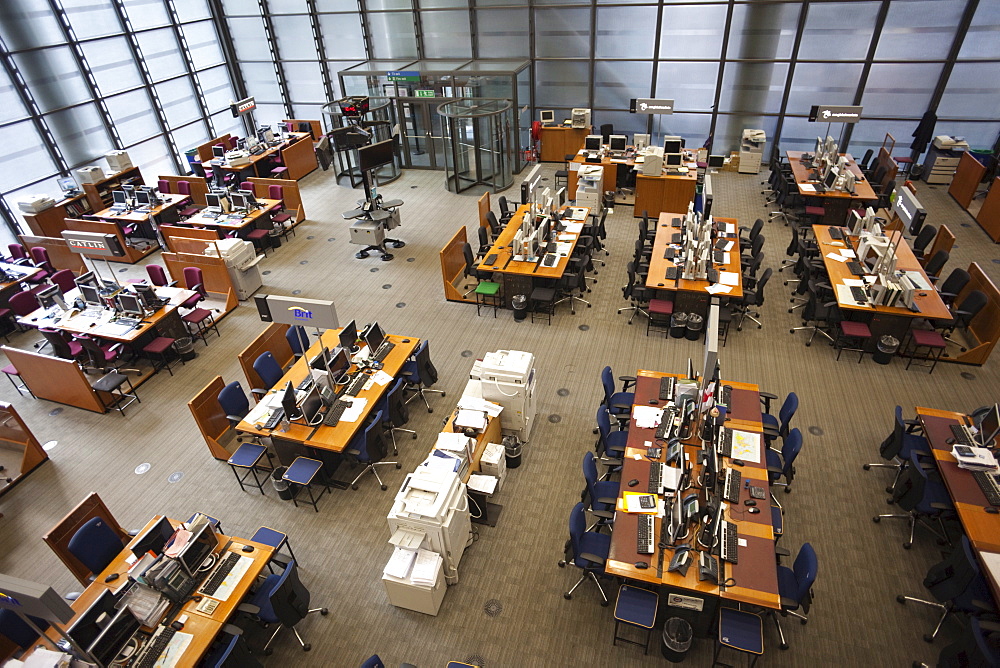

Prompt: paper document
[455,409,487,432]
[705,284,732,295]
[562,222,584,234]
[902,270,933,290]
[456,396,502,417]
[468,474,498,494]
[826,252,848,263]
[981,552,1000,585]
[725,223,736,235]
[384,546,417,579]
[840,248,857,258]
[410,549,442,585]
[835,284,871,307]
[554,242,574,256]
[632,405,663,429]
[661,466,683,492]
[622,492,664,515]
[800,183,817,193]
[435,431,474,453]
[843,278,864,287]
[371,370,393,386]
[719,271,740,286]
[557,233,575,242]
[729,430,762,464]
[340,397,367,423]
[721,240,735,252]
[722,252,732,265]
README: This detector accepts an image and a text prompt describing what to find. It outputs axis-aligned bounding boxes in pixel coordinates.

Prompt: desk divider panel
[0,401,49,496]
[195,134,233,163]
[949,262,1000,366]
[2,347,105,414]
[160,224,219,252]
[161,251,238,316]
[41,492,130,585]
[440,226,474,303]
[949,152,986,211]
[874,148,898,191]
[64,217,148,264]
[188,375,234,460]
[277,133,319,179]
[238,323,293,392]
[18,235,87,273]
[158,174,209,206]
[247,177,305,223]
[281,118,322,140]
[921,225,955,267]
[477,192,490,231]
[976,177,1000,243]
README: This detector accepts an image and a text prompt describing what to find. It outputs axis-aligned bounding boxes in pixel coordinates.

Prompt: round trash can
[685,313,704,341]
[174,337,196,361]
[874,335,899,365]
[271,466,292,500]
[670,312,689,338]
[504,438,522,469]
[512,294,528,322]
[661,617,693,662]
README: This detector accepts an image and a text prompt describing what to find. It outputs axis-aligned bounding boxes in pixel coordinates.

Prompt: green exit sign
[415,89,435,98]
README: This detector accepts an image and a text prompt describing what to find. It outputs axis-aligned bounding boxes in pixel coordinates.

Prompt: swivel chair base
[617,304,649,324]
[350,460,402,491]
[555,294,591,315]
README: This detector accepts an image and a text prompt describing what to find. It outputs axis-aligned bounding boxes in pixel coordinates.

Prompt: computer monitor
[633,134,650,151]
[112,191,127,206]
[212,144,225,159]
[358,138,397,172]
[228,193,247,211]
[977,404,1000,447]
[75,271,96,287]
[131,516,175,558]
[59,177,78,193]
[79,283,102,306]
[134,283,157,308]
[240,189,259,208]
[584,135,602,151]
[135,190,151,207]
[280,380,298,419]
[708,155,725,169]
[609,135,627,152]
[326,346,351,384]
[118,293,144,316]
[556,186,566,207]
[298,384,323,425]
[66,590,120,654]
[665,153,683,167]
[824,167,839,190]
[663,137,682,154]
[338,319,359,352]
[175,521,217,577]
[362,321,386,353]
[89,606,141,667]
[814,136,824,158]
[205,193,222,210]
[35,285,61,310]
[539,109,554,124]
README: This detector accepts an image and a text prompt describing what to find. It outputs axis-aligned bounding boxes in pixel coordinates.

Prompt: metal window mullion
[163,0,214,132]
[587,0,596,111]
[470,0,479,61]
[48,0,123,150]
[413,0,426,61]
[305,0,336,103]
[258,0,294,118]
[356,0,374,62]
[707,0,736,150]
[205,0,249,134]
[647,0,665,137]
[841,0,890,150]
[771,0,809,162]
[928,0,980,113]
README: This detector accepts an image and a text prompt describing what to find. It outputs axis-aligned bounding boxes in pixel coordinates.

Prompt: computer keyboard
[297,376,313,391]
[950,423,977,448]
[850,286,868,303]
[262,407,284,430]
[847,261,865,276]
[323,400,350,427]
[723,468,742,503]
[973,470,1000,506]
[720,520,739,564]
[718,429,733,457]
[542,254,557,267]
[116,317,141,328]
[636,515,655,555]
[344,374,368,397]
[829,227,845,241]
[648,462,666,492]
[665,267,678,280]
[372,341,395,362]
[131,625,177,668]
[659,376,675,401]
[199,551,240,597]
[203,211,220,219]
[483,253,498,265]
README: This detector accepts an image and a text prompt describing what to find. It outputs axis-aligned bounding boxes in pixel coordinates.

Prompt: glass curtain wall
[0,0,241,243]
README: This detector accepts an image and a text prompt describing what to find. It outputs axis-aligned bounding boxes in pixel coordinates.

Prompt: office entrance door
[395,98,449,169]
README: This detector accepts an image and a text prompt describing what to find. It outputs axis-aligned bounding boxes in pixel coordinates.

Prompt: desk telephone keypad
[749,485,766,500]
[698,551,719,583]
[668,548,692,576]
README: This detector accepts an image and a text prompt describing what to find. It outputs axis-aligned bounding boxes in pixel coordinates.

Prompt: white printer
[105,150,133,172]
[204,238,262,300]
[17,195,56,214]
[475,350,537,441]
[932,135,970,151]
[76,166,106,184]
[225,149,251,167]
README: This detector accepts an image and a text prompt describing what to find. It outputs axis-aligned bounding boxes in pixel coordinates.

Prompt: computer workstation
[537,107,593,163]
[786,140,877,225]
[200,126,316,181]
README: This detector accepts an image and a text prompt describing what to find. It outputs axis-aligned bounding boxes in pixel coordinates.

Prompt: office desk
[182,198,281,234]
[0,262,42,307]
[646,213,743,317]
[605,370,780,614]
[814,225,951,351]
[17,286,195,344]
[237,329,419,462]
[539,126,590,163]
[201,133,316,180]
[786,151,877,226]
[476,204,586,309]
[93,194,186,225]
[438,406,502,484]
[31,516,272,668]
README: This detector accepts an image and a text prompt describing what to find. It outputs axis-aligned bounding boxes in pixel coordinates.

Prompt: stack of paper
[340,397,367,423]
[384,546,418,579]
[730,430,762,464]
[422,449,467,478]
[952,445,998,471]
[632,405,662,429]
[409,549,442,586]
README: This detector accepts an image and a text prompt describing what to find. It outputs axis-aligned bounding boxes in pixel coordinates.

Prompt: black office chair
[858,148,874,172]
[202,626,262,668]
[912,224,937,259]
[863,406,928,495]
[934,616,1000,666]
[734,267,772,331]
[935,268,971,307]
[617,261,650,325]
[461,242,492,298]
[936,289,987,351]
[923,249,949,284]
[400,340,445,413]
[873,451,954,549]
[485,210,502,240]
[497,195,514,225]
[474,225,491,259]
[739,218,764,252]
[557,502,612,605]
[240,559,327,654]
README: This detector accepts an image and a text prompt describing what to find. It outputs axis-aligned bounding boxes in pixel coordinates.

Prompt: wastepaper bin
[512,294,527,322]
[685,313,704,341]
[504,438,522,469]
[661,617,693,662]
[670,313,689,338]
[175,337,196,362]
[271,466,292,500]
[874,335,899,365]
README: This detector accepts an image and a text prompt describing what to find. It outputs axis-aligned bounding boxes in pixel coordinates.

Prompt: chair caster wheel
[903,542,912,549]
[411,433,418,439]
[303,644,311,651]
[427,408,433,413]
[564,593,572,599]
[601,600,609,607]
[872,516,880,523]
[587,304,592,308]
[897,595,906,603]
[885,486,894,494]
[351,484,358,490]
[805,342,812,347]
[780,643,789,650]
[863,464,871,470]
[264,649,273,656]
[380,485,387,491]
[395,463,402,469]
[558,560,566,568]
[923,634,934,643]
[321,608,329,615]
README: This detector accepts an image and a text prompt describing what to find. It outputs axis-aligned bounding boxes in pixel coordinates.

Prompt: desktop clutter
[798,135,861,196]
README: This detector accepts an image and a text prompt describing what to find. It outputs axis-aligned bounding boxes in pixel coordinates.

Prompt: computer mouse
[744,499,756,507]
[634,561,649,569]
[732,459,745,467]
[401,339,410,343]
[649,399,658,405]
[657,283,664,287]
[104,573,120,583]
[946,438,956,445]
[628,479,640,487]
[986,507,999,514]
[919,292,927,297]
[748,507,760,514]
[242,544,254,553]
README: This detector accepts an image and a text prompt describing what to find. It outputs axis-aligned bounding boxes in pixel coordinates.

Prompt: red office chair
[175,181,200,217]
[240,181,254,192]
[28,247,53,283]
[267,185,294,238]
[180,267,206,309]
[50,269,76,294]
[157,179,171,194]
[7,244,28,261]
[73,334,126,373]
[146,264,176,287]
[38,327,84,361]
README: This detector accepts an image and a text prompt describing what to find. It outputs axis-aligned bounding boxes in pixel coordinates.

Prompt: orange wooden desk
[786,150,877,225]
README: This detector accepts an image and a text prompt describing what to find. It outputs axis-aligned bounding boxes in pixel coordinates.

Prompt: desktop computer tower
[642,152,664,176]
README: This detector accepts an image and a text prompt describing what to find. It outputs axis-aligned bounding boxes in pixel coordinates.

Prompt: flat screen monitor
[212,145,225,159]
[665,153,682,166]
[362,321,386,353]
[327,346,350,383]
[90,607,141,666]
[298,384,323,425]
[339,319,358,351]
[609,135,627,152]
[176,521,217,577]
[663,137,682,154]
[59,177,77,192]
[280,380,298,419]
[75,271,96,287]
[135,190,151,206]
[112,191,127,206]
[79,283,102,306]
[35,285,60,310]
[131,516,175,558]
[823,167,839,189]
[978,404,1000,447]
[205,193,221,210]
[539,109,554,124]
[67,589,119,650]
[708,154,725,169]
[584,135,602,151]
[134,283,157,308]
[118,293,144,316]
[358,138,397,172]
[240,189,258,207]
[228,193,247,211]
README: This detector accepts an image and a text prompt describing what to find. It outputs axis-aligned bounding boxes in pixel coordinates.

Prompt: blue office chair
[761,391,798,445]
[377,377,416,455]
[595,406,628,466]
[935,616,1000,666]
[874,450,954,549]
[600,366,635,429]
[253,352,284,395]
[201,626,262,668]
[218,381,253,443]
[240,559,327,654]
[582,451,618,533]
[285,325,309,357]
[401,340,445,413]
[67,517,126,579]
[0,609,49,649]
[346,410,400,491]
[766,427,802,497]
[864,406,929,494]
[359,656,385,668]
[558,502,612,606]
[767,542,817,650]
[899,536,995,643]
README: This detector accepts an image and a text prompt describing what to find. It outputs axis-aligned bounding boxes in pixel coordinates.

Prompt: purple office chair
[180,267,206,309]
[50,269,76,294]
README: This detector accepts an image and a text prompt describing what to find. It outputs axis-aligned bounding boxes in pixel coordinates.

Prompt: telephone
[683,492,700,519]
[699,551,720,583]
[668,547,692,576]
[666,438,683,465]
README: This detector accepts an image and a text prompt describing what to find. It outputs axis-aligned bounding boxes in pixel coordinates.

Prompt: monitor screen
[134,283,157,307]
[135,190,151,206]
[609,135,627,151]
[539,110,554,124]
[240,189,258,207]
[205,193,221,209]
[35,285,60,310]
[708,154,725,168]
[66,589,119,650]
[358,138,397,172]
[89,607,141,666]
[327,346,350,382]
[75,271,96,287]
[280,380,298,419]
[362,321,386,353]
[118,293,143,316]
[59,177,77,192]
[131,516,175,557]
[228,193,246,210]
[176,522,217,577]
[824,167,839,189]
[663,137,682,154]
[665,153,682,166]
[298,384,323,425]
[584,135,602,151]
[339,319,358,350]
[212,145,225,159]
[978,404,1000,447]
[79,284,102,306]
[112,191,127,206]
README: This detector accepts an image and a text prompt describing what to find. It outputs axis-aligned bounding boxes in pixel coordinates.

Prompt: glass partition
[438,98,514,193]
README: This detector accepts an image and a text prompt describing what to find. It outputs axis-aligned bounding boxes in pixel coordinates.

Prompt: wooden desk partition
[64,217,155,264]
[946,262,1000,366]
[158,174,209,206]
[18,235,87,273]
[478,192,491,231]
[441,226,474,303]
[238,323,294,392]
[42,492,130,585]
[160,224,220,252]
[161,251,238,316]
[282,118,322,140]
[920,225,955,267]
[278,133,319,179]
[539,126,589,163]
[195,134,234,163]
[189,375,236,460]
[0,401,49,498]
[248,177,305,224]
[2,347,106,413]
[976,177,1000,243]
[949,152,985,210]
